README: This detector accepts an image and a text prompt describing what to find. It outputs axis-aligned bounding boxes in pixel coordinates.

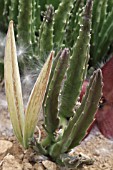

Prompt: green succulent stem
[9,0,19,22]
[59,0,93,118]
[53,0,74,49]
[17,0,33,45]
[43,48,69,135]
[49,69,102,158]
[39,5,54,60]
[35,0,41,33]
[69,69,102,149]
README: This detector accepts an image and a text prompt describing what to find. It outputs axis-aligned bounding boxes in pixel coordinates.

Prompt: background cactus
[0,0,113,80]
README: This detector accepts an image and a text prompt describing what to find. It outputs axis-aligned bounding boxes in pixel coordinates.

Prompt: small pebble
[34,163,45,170]
[23,162,32,170]
[42,160,57,170]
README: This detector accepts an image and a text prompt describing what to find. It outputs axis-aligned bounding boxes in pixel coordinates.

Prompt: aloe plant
[4,21,53,148]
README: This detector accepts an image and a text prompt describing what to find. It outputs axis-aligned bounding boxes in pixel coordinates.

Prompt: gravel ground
[0,91,113,170]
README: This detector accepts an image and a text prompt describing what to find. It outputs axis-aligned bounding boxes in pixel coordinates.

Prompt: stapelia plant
[4,0,103,169]
[4,21,53,148]
[29,0,103,168]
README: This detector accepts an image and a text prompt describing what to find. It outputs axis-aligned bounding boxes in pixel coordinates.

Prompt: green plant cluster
[66,0,113,66]
[4,0,103,168]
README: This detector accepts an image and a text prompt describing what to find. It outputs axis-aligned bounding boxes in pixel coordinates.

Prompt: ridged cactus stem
[35,0,41,33]
[39,0,46,11]
[70,7,83,48]
[93,9,113,64]
[53,0,74,49]
[66,0,84,47]
[9,0,19,23]
[43,49,62,104]
[47,0,60,9]
[59,0,93,118]
[60,70,100,153]
[96,0,108,34]
[39,5,54,60]
[3,0,10,28]
[107,0,113,12]
[43,49,69,135]
[91,0,107,60]
[60,70,97,152]
[69,70,102,149]
[31,0,37,45]
[0,0,4,18]
[90,0,101,58]
[17,0,33,45]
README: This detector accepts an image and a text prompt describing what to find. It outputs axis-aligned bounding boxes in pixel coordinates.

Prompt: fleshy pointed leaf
[24,51,54,148]
[4,21,24,145]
